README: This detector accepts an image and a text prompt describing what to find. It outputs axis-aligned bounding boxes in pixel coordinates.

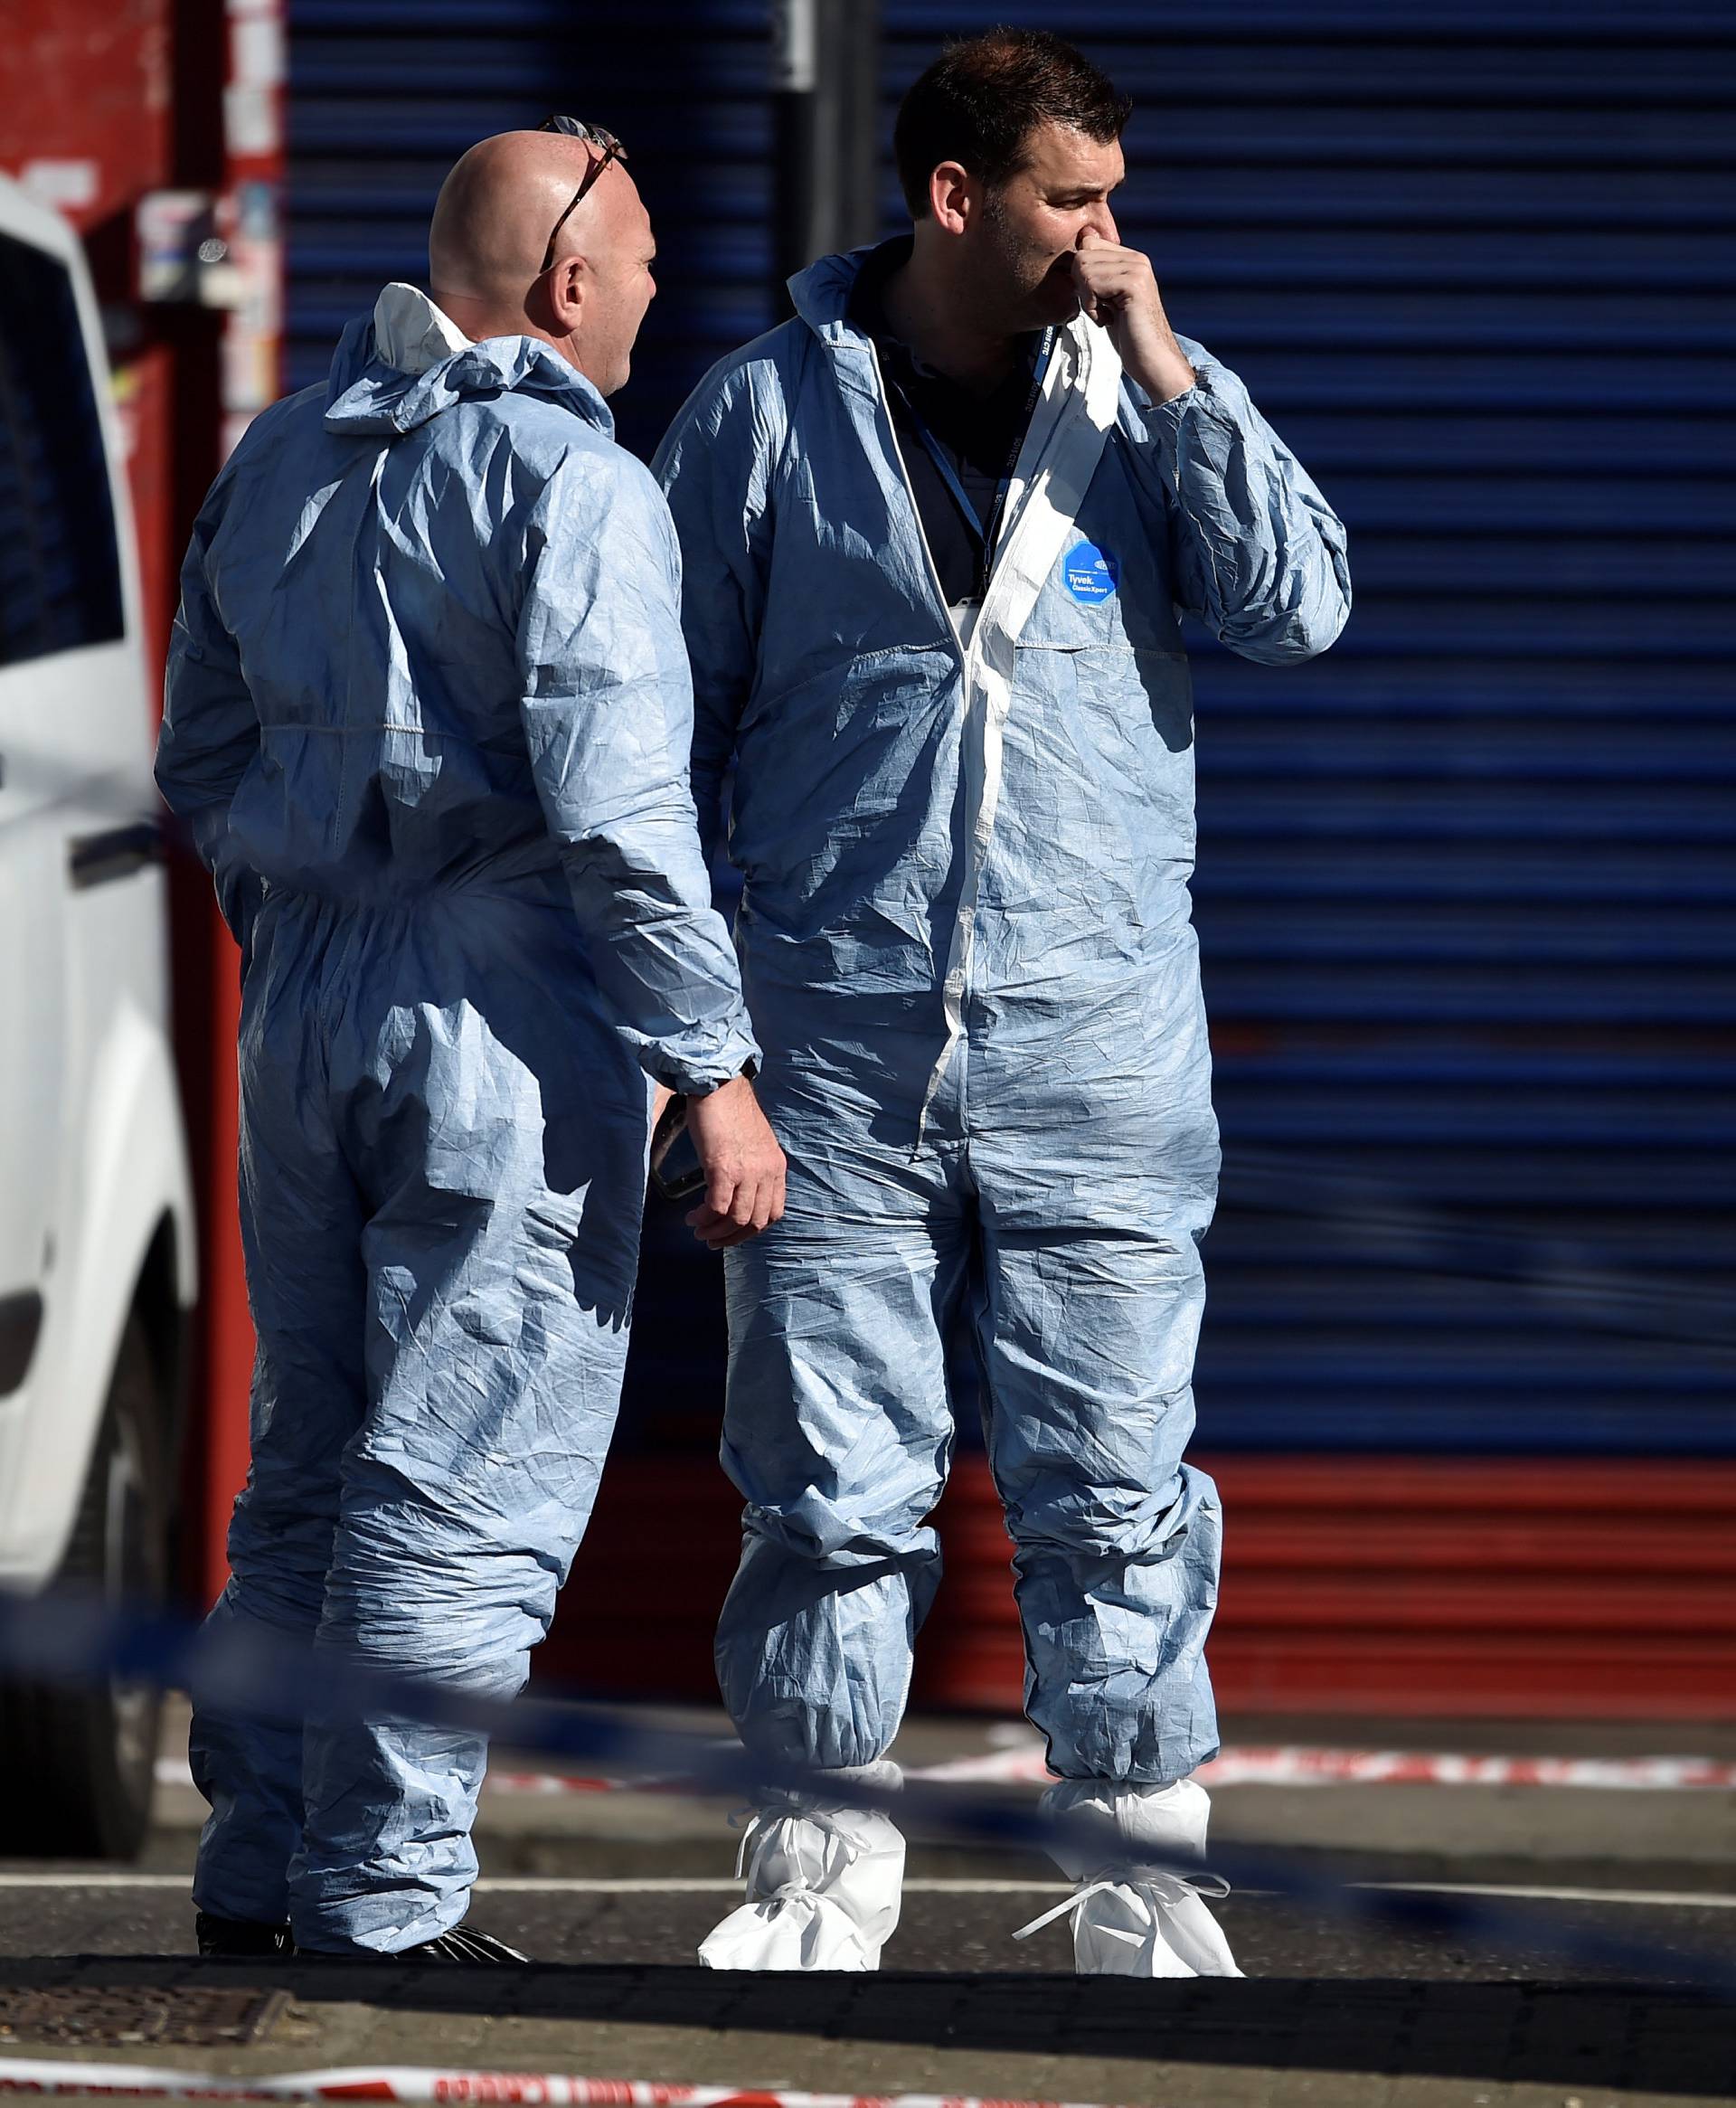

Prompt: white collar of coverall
[373,283,473,375]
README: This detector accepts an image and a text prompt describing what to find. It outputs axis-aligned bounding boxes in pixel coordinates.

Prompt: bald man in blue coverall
[157,123,783,1961]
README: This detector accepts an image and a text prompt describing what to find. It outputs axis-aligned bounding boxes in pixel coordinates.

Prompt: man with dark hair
[892,23,1133,213]
[656,29,1349,1975]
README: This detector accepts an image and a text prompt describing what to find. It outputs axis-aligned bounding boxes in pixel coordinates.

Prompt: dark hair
[893,27,1131,219]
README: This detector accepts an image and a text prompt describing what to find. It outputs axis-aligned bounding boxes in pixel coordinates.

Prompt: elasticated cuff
[643,1016,763,1097]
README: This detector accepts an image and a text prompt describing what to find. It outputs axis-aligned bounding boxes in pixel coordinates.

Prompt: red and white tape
[155,1744,1736,1799]
[852,1745,1736,1792]
[0,2065,1129,2107]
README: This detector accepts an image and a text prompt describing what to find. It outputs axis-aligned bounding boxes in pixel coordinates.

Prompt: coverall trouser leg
[714,1136,967,1772]
[971,1134,1222,1784]
[713,1115,1221,1785]
[191,897,645,1952]
[188,968,366,1927]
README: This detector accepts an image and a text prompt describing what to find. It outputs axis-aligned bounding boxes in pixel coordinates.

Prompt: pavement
[1,1705,1732,2108]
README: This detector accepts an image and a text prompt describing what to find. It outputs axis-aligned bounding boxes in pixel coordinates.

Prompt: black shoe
[196,1911,294,1957]
[394,1925,528,1962]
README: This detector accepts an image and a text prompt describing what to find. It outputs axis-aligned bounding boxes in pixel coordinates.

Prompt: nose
[1090,203,1119,245]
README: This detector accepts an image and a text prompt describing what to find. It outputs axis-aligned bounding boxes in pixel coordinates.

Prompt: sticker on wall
[1063,542,1118,602]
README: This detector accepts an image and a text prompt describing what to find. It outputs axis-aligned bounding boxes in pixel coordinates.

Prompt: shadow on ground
[1,1960,1731,2098]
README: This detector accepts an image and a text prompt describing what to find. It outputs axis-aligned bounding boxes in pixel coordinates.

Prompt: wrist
[1123,312,1195,402]
[692,1060,758,1099]
[1127,341,1195,404]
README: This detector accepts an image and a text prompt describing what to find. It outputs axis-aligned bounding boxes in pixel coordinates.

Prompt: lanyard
[889,327,1055,580]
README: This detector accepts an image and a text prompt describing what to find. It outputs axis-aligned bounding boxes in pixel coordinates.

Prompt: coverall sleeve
[1128,336,1351,665]
[156,485,265,957]
[514,449,760,1096]
[650,361,779,867]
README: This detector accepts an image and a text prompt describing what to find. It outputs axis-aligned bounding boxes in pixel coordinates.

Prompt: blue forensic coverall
[655,248,1350,1788]
[156,286,759,1952]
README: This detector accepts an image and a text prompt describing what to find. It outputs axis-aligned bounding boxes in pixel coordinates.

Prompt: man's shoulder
[194,383,336,530]
[220,382,328,473]
[439,384,609,457]
[426,389,660,504]
[705,315,811,386]
[664,319,810,443]
[254,378,328,431]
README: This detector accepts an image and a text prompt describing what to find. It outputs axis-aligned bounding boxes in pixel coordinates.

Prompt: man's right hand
[684,1073,787,1249]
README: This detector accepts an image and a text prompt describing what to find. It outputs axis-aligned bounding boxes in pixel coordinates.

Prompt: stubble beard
[979,189,1080,334]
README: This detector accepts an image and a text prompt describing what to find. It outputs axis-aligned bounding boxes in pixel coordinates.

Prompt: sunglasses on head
[536,116,628,274]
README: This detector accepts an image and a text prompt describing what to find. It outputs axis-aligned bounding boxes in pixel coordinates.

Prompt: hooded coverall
[156,286,758,1952]
[655,246,1349,1789]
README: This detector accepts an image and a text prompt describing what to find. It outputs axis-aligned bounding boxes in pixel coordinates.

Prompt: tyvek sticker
[1062,542,1118,602]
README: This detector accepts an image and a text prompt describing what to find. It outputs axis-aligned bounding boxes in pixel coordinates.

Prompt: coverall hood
[322,298,614,440]
[785,244,873,336]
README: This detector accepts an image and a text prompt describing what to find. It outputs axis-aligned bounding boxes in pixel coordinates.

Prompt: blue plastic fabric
[157,289,757,1952]
[655,248,1349,1786]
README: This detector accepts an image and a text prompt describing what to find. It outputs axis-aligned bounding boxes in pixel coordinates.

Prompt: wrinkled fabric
[656,247,1349,1789]
[699,1762,905,1971]
[1021,1777,1242,1977]
[159,286,756,1952]
[160,286,755,1097]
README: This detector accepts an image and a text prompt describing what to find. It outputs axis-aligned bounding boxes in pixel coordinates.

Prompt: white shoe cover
[697,1761,904,1971]
[1015,1777,1244,1980]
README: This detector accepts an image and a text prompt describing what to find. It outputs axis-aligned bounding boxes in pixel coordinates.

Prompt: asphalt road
[2,1852,1733,1978]
[2,1859,1733,2107]
[6,1707,1736,2108]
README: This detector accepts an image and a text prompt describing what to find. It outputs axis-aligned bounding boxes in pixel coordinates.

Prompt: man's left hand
[684,1073,787,1250]
[1071,230,1196,404]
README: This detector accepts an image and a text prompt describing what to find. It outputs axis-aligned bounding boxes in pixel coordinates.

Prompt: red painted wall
[0,0,177,671]
[552,1453,1736,1721]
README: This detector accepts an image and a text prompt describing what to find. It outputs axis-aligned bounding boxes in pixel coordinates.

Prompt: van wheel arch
[0,1297,177,1860]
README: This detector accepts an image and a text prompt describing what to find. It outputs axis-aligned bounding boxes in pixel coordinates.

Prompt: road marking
[0,1872,1731,1908]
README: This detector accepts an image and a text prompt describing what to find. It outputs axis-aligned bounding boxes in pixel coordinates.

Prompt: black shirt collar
[849,236,1040,400]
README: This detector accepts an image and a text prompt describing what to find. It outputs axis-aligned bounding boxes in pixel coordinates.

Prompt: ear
[542,252,587,336]
[927,160,975,236]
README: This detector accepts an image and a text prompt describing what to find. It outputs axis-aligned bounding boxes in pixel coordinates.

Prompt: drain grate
[0,1984,286,2047]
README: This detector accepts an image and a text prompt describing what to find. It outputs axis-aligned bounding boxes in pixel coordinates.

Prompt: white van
[0,173,198,1856]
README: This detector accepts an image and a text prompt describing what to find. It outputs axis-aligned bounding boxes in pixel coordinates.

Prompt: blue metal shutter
[285,4,1736,1467]
[882,2,1736,1454]
[285,0,774,461]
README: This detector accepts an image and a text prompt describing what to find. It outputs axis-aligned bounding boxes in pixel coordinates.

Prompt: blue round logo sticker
[1063,542,1118,603]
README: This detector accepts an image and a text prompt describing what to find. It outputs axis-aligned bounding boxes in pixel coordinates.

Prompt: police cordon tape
[147,1748,1736,1796]
[903,1746,1736,1791]
[346,1748,1732,1797]
[0,2065,1123,2105]
[1,1589,1731,1994]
